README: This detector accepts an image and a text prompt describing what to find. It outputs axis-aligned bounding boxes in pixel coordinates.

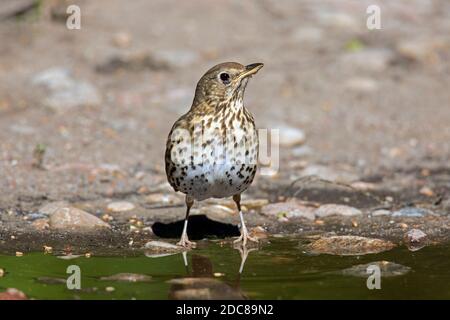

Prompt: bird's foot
[177,236,196,248]
[233,227,258,247]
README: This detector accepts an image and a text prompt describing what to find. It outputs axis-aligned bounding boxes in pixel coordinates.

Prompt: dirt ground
[0,0,449,253]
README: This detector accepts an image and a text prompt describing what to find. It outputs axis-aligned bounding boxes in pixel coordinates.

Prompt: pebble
[405,228,428,252]
[111,32,132,48]
[107,201,135,213]
[306,236,395,256]
[146,193,183,205]
[392,207,433,218]
[248,226,269,240]
[49,207,111,232]
[100,273,152,282]
[350,181,378,191]
[278,126,306,147]
[261,201,316,221]
[0,288,27,300]
[340,49,393,72]
[419,186,434,197]
[43,245,53,254]
[153,50,199,68]
[315,204,362,218]
[32,218,50,230]
[344,77,378,93]
[291,27,323,43]
[405,229,427,244]
[144,241,181,251]
[38,201,69,215]
[396,38,447,64]
[316,12,358,30]
[338,261,410,277]
[32,67,101,111]
[199,205,235,221]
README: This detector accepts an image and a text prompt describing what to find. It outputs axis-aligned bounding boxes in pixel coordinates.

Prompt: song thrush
[165,62,263,247]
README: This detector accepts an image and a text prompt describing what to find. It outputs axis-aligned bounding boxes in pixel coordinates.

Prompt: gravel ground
[0,0,449,253]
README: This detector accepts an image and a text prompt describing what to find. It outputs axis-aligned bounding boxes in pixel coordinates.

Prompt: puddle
[0,237,449,299]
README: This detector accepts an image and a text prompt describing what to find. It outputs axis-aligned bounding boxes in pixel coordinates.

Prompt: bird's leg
[177,196,196,248]
[233,194,258,246]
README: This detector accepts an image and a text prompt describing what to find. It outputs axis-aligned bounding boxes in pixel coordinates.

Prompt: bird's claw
[234,228,258,247]
[177,237,196,248]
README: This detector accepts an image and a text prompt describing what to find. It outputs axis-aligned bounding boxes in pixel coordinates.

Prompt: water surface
[0,237,448,299]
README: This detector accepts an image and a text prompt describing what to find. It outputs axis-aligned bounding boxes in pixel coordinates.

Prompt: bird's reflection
[169,244,259,300]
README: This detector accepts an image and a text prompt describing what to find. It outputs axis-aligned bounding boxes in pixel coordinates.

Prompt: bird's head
[192,62,264,109]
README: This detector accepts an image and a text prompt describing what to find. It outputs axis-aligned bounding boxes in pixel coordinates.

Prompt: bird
[165,62,263,248]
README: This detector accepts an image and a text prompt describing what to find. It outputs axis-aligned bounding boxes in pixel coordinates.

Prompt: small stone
[278,126,306,147]
[249,226,269,240]
[344,77,378,92]
[396,38,448,64]
[38,201,69,215]
[306,236,395,256]
[153,50,199,68]
[315,204,362,218]
[371,209,391,217]
[112,32,132,48]
[146,193,183,205]
[107,201,135,213]
[317,12,358,30]
[350,181,377,191]
[405,229,427,244]
[339,261,410,277]
[399,223,409,229]
[405,229,428,252]
[102,214,113,222]
[0,288,27,300]
[392,207,433,218]
[144,241,181,251]
[32,67,101,111]
[261,201,315,220]
[43,245,53,254]
[340,49,393,72]
[16,252,23,257]
[291,27,323,43]
[49,207,111,232]
[32,218,50,230]
[419,186,434,197]
[100,273,152,282]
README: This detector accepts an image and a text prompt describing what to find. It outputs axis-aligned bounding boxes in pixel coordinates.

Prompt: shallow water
[0,237,449,299]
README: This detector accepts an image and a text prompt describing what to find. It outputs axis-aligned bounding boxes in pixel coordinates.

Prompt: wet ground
[0,0,449,299]
[1,237,449,300]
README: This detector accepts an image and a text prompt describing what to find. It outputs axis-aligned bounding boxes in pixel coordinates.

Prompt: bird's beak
[237,63,264,80]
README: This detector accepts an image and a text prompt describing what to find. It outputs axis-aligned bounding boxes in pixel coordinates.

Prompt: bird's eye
[219,72,231,85]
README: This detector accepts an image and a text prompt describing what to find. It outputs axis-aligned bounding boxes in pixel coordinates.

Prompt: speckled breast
[165,107,258,201]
